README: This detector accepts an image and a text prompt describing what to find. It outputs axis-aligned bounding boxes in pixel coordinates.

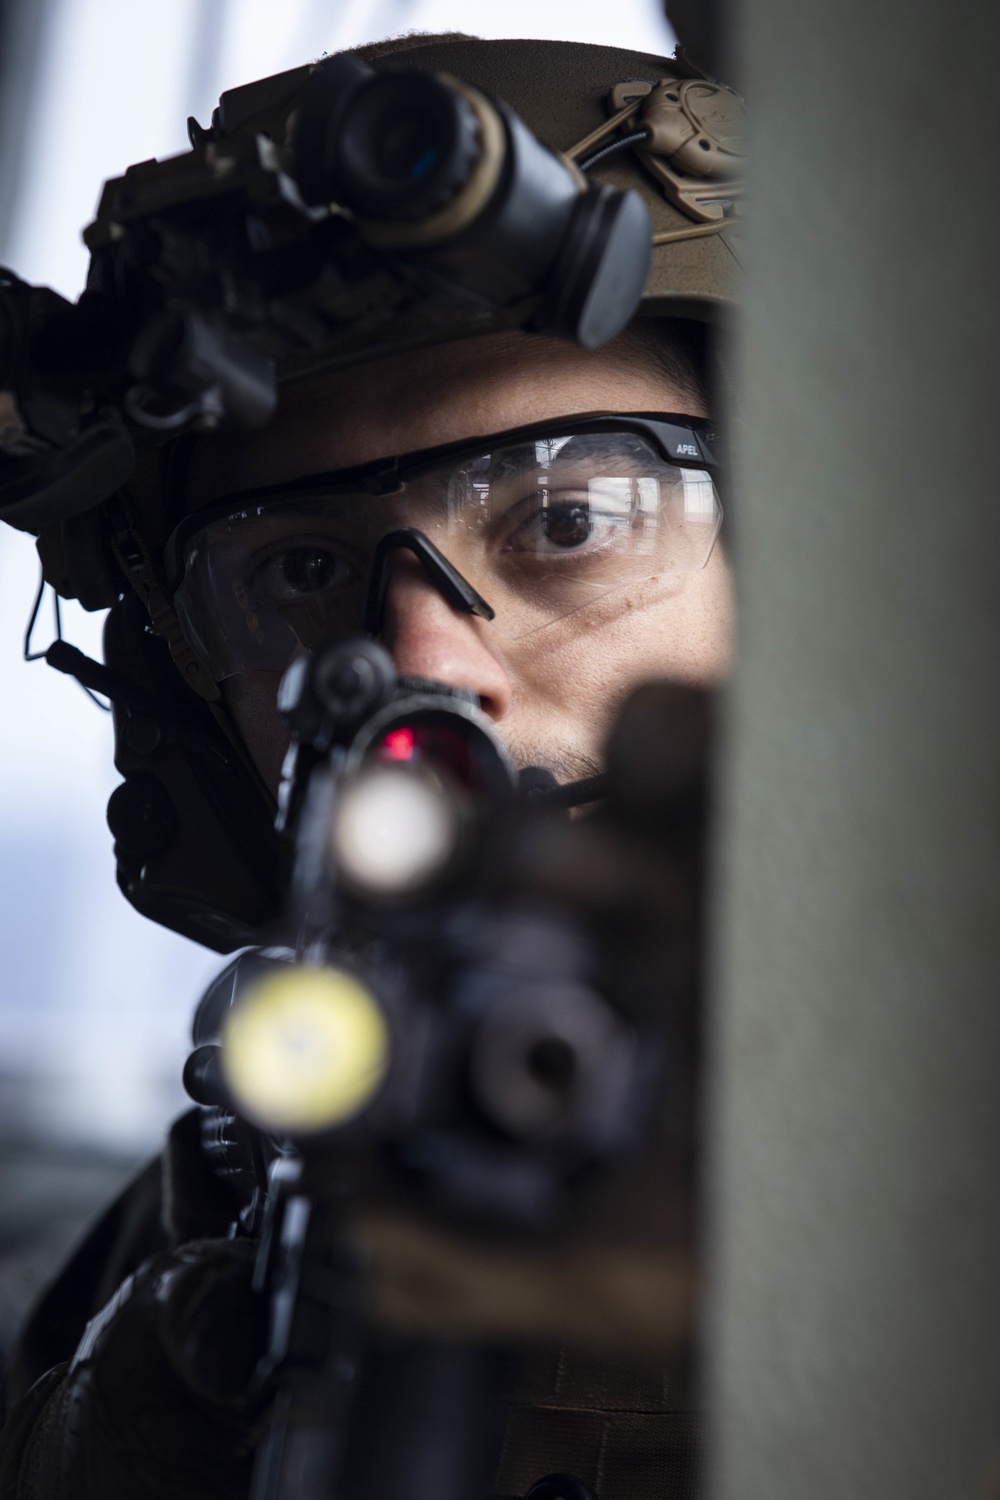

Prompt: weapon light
[220,966,389,1134]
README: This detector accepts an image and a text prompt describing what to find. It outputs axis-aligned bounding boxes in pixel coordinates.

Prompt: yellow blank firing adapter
[220,967,390,1134]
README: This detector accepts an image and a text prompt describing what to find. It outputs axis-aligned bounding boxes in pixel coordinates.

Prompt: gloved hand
[0,1238,266,1500]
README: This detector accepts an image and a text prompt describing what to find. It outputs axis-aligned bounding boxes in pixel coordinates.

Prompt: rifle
[181,632,710,1500]
[0,49,708,1493]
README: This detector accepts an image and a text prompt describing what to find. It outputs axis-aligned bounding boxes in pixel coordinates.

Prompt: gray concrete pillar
[705,1,1000,1496]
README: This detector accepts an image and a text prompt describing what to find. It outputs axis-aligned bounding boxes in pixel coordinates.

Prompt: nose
[381,553,513,721]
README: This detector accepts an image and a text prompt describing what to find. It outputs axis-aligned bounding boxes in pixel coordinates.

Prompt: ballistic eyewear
[165,412,723,683]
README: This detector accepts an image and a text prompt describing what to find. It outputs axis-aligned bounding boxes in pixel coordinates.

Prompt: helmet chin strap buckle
[363,526,495,637]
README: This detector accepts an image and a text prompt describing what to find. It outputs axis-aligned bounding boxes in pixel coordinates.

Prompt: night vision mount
[0,52,653,535]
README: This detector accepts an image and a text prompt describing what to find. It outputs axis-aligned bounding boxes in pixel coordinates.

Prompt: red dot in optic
[382,727,416,761]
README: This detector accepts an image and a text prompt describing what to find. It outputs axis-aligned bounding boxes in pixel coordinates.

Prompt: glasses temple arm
[364,527,495,637]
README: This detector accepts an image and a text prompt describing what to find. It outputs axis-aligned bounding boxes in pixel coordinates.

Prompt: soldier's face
[189,332,734,791]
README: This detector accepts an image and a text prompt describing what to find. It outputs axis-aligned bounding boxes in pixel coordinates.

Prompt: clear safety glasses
[164,413,723,683]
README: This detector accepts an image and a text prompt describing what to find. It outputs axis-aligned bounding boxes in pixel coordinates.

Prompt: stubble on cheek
[498,645,630,785]
[498,727,606,784]
[497,569,733,785]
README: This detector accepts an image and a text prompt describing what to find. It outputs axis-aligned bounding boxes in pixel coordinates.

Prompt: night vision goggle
[167,411,722,681]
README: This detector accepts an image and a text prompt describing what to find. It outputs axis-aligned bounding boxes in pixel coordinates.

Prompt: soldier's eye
[539,503,594,548]
[502,496,627,556]
[255,544,354,602]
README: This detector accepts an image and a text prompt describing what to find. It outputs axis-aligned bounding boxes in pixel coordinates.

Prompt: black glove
[0,1237,266,1500]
